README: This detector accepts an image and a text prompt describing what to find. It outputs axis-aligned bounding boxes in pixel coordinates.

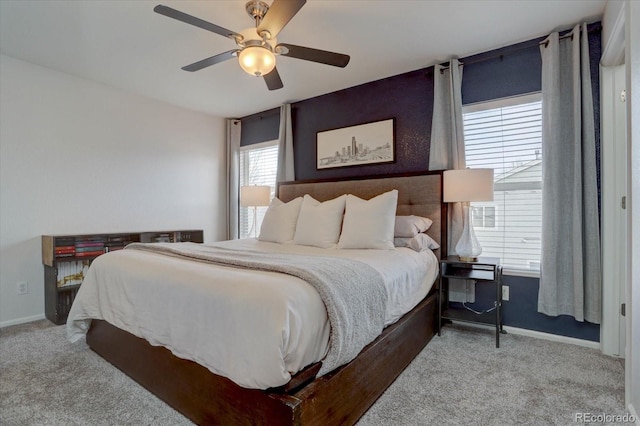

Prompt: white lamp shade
[443,168,494,202]
[240,185,271,207]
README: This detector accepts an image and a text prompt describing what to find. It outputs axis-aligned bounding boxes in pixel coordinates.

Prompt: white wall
[626,0,640,420]
[0,55,228,326]
[602,0,625,66]
[625,1,640,424]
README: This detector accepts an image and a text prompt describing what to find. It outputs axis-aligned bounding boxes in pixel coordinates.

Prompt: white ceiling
[0,0,606,118]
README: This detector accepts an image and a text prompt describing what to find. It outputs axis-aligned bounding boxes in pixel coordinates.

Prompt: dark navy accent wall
[502,276,600,341]
[292,69,433,180]
[459,275,600,341]
[240,107,280,147]
[587,25,603,214]
[461,38,543,104]
[245,24,602,341]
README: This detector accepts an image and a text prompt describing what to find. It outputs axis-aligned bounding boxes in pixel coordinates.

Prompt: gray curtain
[226,119,241,240]
[276,103,295,183]
[430,58,470,303]
[538,24,602,323]
[429,58,465,254]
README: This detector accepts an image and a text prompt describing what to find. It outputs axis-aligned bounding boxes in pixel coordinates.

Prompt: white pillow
[337,189,398,249]
[258,197,303,243]
[394,233,440,251]
[293,194,346,248]
[394,215,433,238]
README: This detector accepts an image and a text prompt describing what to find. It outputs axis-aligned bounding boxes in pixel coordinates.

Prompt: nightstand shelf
[441,307,497,325]
[438,256,504,347]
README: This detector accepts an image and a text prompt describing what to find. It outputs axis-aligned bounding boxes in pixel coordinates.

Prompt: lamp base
[454,202,483,262]
[457,255,479,262]
[252,206,258,239]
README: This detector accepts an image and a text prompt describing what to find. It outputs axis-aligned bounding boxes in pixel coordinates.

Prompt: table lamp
[240,185,271,238]
[443,168,494,261]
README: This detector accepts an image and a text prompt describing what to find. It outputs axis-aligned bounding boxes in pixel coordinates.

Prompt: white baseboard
[502,326,601,350]
[0,313,46,329]
[451,321,600,350]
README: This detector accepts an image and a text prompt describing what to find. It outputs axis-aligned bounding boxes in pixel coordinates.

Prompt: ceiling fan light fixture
[155,1,350,90]
[239,46,276,77]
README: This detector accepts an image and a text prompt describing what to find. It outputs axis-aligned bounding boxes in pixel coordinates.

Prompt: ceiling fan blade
[277,44,350,68]
[182,50,239,72]
[154,5,242,40]
[263,67,284,91]
[258,0,306,39]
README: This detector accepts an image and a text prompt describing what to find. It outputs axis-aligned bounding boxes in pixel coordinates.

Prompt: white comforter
[67,239,438,389]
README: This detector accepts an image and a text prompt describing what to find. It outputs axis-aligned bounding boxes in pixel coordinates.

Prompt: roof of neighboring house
[495,158,542,184]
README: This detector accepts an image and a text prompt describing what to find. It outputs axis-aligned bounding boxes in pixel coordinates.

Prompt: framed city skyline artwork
[316,118,395,170]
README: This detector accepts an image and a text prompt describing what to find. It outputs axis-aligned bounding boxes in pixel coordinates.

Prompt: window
[239,140,278,239]
[472,206,496,228]
[463,93,542,274]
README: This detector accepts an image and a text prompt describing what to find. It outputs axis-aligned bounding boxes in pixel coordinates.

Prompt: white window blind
[463,94,542,274]
[239,141,278,239]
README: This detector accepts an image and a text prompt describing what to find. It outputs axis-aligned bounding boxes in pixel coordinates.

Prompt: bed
[71,171,446,425]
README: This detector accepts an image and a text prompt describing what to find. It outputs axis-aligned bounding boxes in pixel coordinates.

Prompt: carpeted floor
[0,320,628,425]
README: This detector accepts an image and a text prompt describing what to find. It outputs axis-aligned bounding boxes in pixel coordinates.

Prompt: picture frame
[316,118,395,170]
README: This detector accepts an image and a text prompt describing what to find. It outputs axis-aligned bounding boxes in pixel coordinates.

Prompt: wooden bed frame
[86,171,447,425]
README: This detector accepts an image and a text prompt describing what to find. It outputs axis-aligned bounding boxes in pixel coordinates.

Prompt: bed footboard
[86,291,438,425]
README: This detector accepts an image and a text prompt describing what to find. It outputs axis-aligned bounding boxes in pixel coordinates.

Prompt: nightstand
[437,256,504,347]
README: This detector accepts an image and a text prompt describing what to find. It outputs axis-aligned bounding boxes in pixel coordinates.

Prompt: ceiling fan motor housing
[245,0,270,29]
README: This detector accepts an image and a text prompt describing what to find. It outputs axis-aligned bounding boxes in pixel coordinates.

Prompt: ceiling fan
[154,0,350,91]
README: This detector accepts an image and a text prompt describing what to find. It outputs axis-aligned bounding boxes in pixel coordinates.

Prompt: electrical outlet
[17,281,28,295]
[502,285,509,301]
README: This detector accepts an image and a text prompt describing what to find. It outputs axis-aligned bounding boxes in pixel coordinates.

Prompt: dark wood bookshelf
[41,230,203,324]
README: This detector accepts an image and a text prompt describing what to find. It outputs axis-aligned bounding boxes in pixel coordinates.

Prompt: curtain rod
[438,22,601,72]
[438,42,535,73]
[540,31,574,48]
[539,22,601,48]
[240,107,280,123]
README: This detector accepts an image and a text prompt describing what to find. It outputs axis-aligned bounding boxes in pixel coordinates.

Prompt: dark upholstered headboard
[277,171,447,259]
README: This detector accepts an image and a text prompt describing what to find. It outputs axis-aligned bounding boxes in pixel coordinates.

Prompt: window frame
[238,139,279,239]
[462,92,542,278]
[472,205,496,229]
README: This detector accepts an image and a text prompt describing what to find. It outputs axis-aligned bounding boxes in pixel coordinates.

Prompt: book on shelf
[55,247,76,255]
[105,240,133,247]
[57,261,90,287]
[75,246,105,253]
[107,236,130,243]
[75,242,105,248]
[75,250,104,257]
